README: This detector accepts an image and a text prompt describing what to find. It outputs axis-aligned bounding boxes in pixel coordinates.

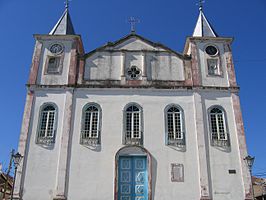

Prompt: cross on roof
[197,0,205,11]
[65,0,71,9]
[128,17,140,33]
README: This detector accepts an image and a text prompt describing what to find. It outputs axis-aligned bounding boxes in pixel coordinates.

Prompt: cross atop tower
[197,0,205,11]
[65,0,70,9]
[128,17,140,33]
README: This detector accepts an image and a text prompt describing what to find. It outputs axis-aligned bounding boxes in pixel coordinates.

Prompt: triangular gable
[84,34,187,59]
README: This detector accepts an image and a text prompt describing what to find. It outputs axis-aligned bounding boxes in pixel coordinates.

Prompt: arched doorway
[115,146,152,200]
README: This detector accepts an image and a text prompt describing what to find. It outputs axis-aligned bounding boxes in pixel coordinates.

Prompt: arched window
[209,107,229,146]
[124,104,143,145]
[80,104,101,145]
[165,105,185,146]
[37,104,57,144]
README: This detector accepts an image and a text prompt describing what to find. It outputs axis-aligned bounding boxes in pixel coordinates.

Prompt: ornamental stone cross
[128,17,140,33]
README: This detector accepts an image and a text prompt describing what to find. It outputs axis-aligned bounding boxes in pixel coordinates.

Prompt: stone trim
[53,89,74,199]
[191,42,202,86]
[26,83,240,92]
[28,41,43,85]
[194,92,212,199]
[68,41,78,85]
[224,44,237,87]
[13,90,35,199]
[232,93,252,199]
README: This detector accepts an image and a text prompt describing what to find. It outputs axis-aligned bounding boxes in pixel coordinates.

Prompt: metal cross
[197,0,205,11]
[128,17,140,33]
[65,0,70,9]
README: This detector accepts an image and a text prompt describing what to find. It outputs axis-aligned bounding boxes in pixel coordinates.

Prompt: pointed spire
[192,4,218,37]
[49,2,75,35]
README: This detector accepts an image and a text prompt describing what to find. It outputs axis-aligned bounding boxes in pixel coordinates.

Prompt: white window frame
[165,104,185,146]
[123,103,143,145]
[208,106,230,147]
[80,103,101,145]
[204,44,223,77]
[36,103,57,145]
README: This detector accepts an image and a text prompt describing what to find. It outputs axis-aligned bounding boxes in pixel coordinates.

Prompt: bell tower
[28,4,84,86]
[14,4,84,200]
[184,5,237,88]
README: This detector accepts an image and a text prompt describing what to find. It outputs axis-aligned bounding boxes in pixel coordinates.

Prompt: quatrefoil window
[127,66,141,80]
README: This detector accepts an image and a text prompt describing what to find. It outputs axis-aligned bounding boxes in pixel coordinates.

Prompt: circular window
[205,45,218,56]
[127,66,141,79]
[50,43,64,54]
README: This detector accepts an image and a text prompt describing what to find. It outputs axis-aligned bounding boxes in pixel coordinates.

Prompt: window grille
[207,59,219,76]
[127,66,141,80]
[166,106,185,146]
[47,57,61,74]
[80,104,101,145]
[124,104,142,145]
[209,107,230,147]
[37,105,56,144]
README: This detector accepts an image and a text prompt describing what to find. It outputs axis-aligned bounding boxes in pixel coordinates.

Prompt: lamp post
[244,155,255,200]
[11,152,22,200]
[2,150,22,200]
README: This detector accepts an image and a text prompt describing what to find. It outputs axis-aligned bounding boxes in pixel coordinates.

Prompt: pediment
[111,37,163,51]
[84,34,186,59]
[102,34,168,52]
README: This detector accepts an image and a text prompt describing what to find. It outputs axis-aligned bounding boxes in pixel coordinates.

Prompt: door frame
[114,146,152,200]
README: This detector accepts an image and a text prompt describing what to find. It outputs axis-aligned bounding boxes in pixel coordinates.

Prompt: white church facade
[14,4,253,200]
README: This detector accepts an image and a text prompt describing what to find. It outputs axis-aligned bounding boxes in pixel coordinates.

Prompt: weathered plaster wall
[201,92,246,200]
[84,39,185,81]
[36,40,73,85]
[67,89,200,200]
[22,91,66,200]
[196,42,230,87]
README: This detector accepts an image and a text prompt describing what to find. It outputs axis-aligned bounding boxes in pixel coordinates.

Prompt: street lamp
[244,155,255,200]
[11,152,22,200]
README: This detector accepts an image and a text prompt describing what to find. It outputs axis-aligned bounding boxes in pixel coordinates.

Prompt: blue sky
[0,0,265,177]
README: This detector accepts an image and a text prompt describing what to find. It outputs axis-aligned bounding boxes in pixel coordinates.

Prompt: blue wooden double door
[118,156,148,200]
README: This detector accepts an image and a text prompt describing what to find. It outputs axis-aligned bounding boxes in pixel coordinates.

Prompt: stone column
[121,51,126,82]
[142,51,147,81]
[13,90,35,199]
[53,89,74,200]
[194,92,212,200]
[232,93,252,200]
[28,40,43,85]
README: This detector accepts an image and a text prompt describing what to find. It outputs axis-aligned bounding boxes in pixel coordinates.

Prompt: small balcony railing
[80,130,100,146]
[167,132,186,147]
[211,133,230,147]
[124,131,143,145]
[36,130,55,145]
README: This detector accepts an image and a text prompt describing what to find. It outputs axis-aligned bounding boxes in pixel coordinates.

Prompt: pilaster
[232,93,252,199]
[13,90,35,199]
[193,92,212,200]
[53,89,74,200]
[191,42,202,87]
[68,41,78,85]
[28,41,43,85]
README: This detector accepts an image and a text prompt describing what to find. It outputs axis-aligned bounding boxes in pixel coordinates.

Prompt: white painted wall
[21,88,247,200]
[67,89,200,200]
[36,40,73,85]
[22,90,67,200]
[84,39,185,81]
[202,92,245,200]
[196,42,230,87]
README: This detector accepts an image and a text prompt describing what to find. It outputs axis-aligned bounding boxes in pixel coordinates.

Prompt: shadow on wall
[151,155,157,200]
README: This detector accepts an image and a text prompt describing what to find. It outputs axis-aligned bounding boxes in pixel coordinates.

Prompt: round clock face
[50,43,64,54]
[205,45,218,56]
